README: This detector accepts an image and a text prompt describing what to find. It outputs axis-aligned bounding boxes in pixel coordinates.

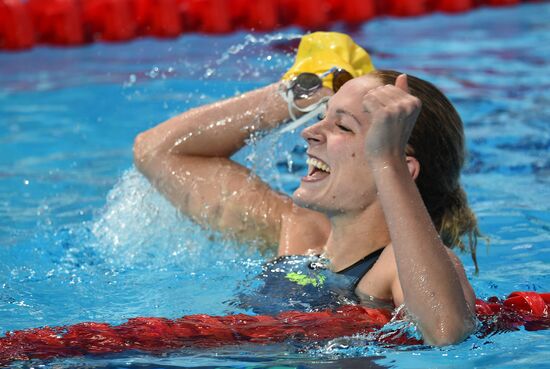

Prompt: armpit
[358,293,395,311]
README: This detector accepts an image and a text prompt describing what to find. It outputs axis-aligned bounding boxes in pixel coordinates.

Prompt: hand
[362,74,422,164]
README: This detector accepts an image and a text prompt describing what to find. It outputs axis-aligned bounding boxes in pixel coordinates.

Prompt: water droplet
[147,66,160,79]
[123,73,137,88]
[204,68,215,78]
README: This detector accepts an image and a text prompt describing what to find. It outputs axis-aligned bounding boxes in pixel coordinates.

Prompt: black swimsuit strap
[336,248,384,287]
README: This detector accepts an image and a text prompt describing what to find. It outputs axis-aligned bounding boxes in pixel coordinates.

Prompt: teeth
[306,157,331,173]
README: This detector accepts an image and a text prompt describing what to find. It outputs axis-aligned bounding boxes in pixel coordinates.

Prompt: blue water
[1,3,549,368]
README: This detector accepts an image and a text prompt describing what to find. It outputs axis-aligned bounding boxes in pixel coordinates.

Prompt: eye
[317,110,326,120]
[336,123,352,133]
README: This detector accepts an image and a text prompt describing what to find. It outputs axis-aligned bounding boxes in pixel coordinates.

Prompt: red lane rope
[1,291,548,365]
[0,0,526,50]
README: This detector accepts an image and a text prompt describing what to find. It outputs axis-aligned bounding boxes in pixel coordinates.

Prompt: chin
[293,186,374,216]
[293,188,319,209]
[293,189,310,207]
[292,188,333,214]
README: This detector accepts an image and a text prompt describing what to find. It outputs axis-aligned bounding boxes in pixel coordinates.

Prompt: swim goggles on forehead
[278,67,353,133]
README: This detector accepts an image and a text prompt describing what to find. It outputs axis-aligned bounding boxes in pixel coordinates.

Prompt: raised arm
[134,83,330,250]
[135,84,286,160]
[363,75,476,345]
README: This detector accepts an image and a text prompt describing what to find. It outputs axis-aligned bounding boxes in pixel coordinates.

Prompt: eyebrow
[335,108,362,128]
[325,102,362,127]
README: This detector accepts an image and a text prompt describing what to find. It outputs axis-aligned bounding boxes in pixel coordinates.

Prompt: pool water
[1,3,549,368]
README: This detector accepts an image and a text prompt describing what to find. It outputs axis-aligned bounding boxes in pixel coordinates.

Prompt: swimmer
[133,33,480,345]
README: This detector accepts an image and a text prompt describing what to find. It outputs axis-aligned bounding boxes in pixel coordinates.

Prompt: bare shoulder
[277,203,330,256]
[355,245,397,303]
[445,248,469,276]
[445,247,477,306]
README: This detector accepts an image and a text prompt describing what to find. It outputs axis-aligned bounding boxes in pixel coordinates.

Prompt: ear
[406,156,420,180]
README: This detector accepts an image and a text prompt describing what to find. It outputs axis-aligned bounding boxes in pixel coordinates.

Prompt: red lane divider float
[26,0,84,45]
[0,291,548,366]
[0,0,34,49]
[0,0,533,50]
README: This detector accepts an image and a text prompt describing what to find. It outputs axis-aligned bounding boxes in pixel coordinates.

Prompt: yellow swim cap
[282,32,375,90]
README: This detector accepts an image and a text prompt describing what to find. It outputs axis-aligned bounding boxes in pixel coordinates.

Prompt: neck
[323,202,390,272]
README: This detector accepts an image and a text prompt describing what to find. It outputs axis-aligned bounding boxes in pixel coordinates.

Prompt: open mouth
[303,157,331,182]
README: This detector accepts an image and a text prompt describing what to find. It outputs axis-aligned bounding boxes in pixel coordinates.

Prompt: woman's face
[293,75,383,215]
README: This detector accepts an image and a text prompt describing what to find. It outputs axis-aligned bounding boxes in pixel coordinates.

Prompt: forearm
[372,158,475,344]
[135,83,330,164]
[134,83,285,161]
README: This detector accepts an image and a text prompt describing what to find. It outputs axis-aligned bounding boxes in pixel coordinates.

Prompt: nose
[301,120,326,146]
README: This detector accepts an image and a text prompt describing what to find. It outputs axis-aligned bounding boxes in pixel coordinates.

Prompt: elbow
[133,131,153,174]
[424,314,476,346]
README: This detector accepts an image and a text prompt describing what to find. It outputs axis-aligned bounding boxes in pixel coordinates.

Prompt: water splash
[87,168,266,271]
[210,33,302,69]
[89,169,205,267]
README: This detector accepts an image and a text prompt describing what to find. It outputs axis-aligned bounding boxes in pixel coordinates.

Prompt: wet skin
[294,76,384,215]
[134,73,476,345]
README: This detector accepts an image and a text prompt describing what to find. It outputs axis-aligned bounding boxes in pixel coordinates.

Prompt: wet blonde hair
[372,70,482,272]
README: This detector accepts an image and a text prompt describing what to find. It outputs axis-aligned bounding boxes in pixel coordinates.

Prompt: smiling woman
[133,32,478,345]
